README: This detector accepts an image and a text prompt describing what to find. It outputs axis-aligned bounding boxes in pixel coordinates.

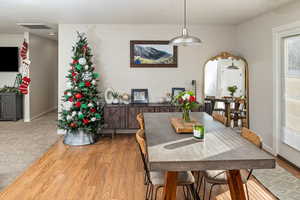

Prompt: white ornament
[66,81,72,89]
[91,117,96,122]
[82,72,93,81]
[64,102,72,111]
[67,92,72,96]
[91,80,96,85]
[84,65,89,70]
[66,115,72,121]
[72,111,77,117]
[78,111,83,116]
[88,103,94,107]
[75,87,78,90]
[78,58,87,65]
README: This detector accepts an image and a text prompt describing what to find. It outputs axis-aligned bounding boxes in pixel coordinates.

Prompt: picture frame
[172,88,185,98]
[131,89,149,104]
[130,40,178,68]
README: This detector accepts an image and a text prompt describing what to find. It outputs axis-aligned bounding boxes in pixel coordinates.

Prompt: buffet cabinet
[0,93,23,121]
[103,103,204,131]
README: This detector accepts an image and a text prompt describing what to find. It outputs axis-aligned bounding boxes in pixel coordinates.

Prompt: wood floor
[0,135,296,200]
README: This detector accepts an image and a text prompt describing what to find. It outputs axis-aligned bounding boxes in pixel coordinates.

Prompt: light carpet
[0,111,60,190]
[253,165,300,200]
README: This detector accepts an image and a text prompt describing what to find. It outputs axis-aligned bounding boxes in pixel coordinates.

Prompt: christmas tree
[58,32,103,134]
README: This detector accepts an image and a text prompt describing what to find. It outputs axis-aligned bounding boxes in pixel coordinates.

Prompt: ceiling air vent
[17,23,51,30]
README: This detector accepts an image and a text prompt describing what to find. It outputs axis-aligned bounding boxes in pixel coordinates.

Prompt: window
[285,35,300,77]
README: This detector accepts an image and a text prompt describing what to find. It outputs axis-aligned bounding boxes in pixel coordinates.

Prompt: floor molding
[30,107,57,121]
[263,143,276,156]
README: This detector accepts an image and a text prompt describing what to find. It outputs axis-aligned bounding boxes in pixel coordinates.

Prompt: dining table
[144,112,275,200]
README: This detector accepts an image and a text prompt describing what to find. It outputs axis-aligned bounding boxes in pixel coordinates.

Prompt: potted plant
[227,85,238,97]
[111,91,119,104]
[58,32,103,146]
[173,91,199,122]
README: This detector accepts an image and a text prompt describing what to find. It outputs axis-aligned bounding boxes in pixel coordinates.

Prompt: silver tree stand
[63,129,95,146]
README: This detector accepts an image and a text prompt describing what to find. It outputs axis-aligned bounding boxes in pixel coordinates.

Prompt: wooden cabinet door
[104,106,126,129]
[128,106,155,129]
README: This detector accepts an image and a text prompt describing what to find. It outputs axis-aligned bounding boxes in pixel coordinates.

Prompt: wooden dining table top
[144,112,275,172]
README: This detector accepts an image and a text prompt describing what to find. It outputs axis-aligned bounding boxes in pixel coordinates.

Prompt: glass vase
[182,109,191,122]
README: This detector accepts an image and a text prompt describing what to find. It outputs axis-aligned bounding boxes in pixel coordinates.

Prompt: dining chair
[135,130,196,200]
[197,127,262,200]
[212,112,227,125]
[137,113,145,130]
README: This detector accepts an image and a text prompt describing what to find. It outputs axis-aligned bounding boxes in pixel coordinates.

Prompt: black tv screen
[0,47,19,72]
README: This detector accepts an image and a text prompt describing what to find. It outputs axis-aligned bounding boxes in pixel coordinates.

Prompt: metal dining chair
[135,129,196,200]
[197,127,262,200]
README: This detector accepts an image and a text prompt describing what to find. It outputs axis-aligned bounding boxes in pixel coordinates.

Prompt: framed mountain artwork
[130,40,178,68]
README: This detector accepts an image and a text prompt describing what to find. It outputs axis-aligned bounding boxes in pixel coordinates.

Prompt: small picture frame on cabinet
[131,89,149,104]
[172,88,185,98]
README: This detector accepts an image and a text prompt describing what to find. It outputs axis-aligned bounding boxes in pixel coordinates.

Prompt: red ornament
[72,72,77,77]
[75,93,83,99]
[73,78,77,82]
[68,97,73,102]
[83,119,89,125]
[70,122,77,128]
[64,91,67,95]
[72,60,78,64]
[75,102,81,108]
[189,96,196,103]
[85,81,91,87]
[90,108,96,113]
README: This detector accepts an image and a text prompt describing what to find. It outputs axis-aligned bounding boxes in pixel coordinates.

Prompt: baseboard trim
[277,154,300,171]
[263,143,276,156]
[30,107,57,121]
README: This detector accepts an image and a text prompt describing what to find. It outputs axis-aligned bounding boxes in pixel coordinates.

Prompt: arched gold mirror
[204,52,249,128]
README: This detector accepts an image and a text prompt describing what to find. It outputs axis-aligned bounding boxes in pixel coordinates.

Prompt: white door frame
[272,21,300,155]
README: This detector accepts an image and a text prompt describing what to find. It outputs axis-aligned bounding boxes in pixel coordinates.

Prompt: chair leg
[154,186,163,200]
[208,184,216,200]
[202,179,206,200]
[145,184,150,200]
[183,186,188,199]
[245,183,250,200]
[197,174,203,194]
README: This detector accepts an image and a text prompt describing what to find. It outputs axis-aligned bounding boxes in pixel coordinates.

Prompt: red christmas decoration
[75,102,81,108]
[83,119,89,125]
[75,93,83,99]
[70,122,77,128]
[73,78,77,82]
[85,81,91,87]
[72,72,77,77]
[68,97,73,102]
[19,77,31,94]
[20,40,28,60]
[90,108,96,113]
[72,60,78,64]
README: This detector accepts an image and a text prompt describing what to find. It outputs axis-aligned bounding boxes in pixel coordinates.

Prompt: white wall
[29,33,58,119]
[0,34,23,87]
[237,1,300,164]
[58,24,237,112]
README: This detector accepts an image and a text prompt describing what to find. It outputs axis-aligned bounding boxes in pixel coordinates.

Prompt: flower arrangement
[173,91,199,122]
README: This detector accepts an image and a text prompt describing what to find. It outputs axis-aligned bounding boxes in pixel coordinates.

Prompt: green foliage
[58,32,104,134]
[227,85,238,96]
[0,85,20,94]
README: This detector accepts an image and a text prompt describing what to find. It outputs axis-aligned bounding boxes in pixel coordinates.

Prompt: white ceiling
[0,0,295,38]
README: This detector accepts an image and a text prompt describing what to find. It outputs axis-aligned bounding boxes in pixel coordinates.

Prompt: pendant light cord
[184,0,187,29]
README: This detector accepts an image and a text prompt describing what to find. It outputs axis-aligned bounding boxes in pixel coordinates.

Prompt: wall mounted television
[0,47,19,72]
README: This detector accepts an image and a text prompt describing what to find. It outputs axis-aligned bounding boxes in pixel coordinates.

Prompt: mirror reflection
[204,52,249,129]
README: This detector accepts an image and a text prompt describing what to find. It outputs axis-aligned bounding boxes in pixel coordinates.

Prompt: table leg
[225,102,231,127]
[226,170,247,200]
[163,172,178,200]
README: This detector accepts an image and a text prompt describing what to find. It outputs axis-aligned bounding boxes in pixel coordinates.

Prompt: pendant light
[169,0,202,46]
[227,59,239,70]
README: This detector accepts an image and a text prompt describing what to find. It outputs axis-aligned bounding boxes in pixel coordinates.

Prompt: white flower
[78,58,87,65]
[72,111,77,117]
[66,115,72,121]
[84,65,89,70]
[182,94,190,100]
[91,117,96,122]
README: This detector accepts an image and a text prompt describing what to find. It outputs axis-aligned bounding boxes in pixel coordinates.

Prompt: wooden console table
[103,103,203,138]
